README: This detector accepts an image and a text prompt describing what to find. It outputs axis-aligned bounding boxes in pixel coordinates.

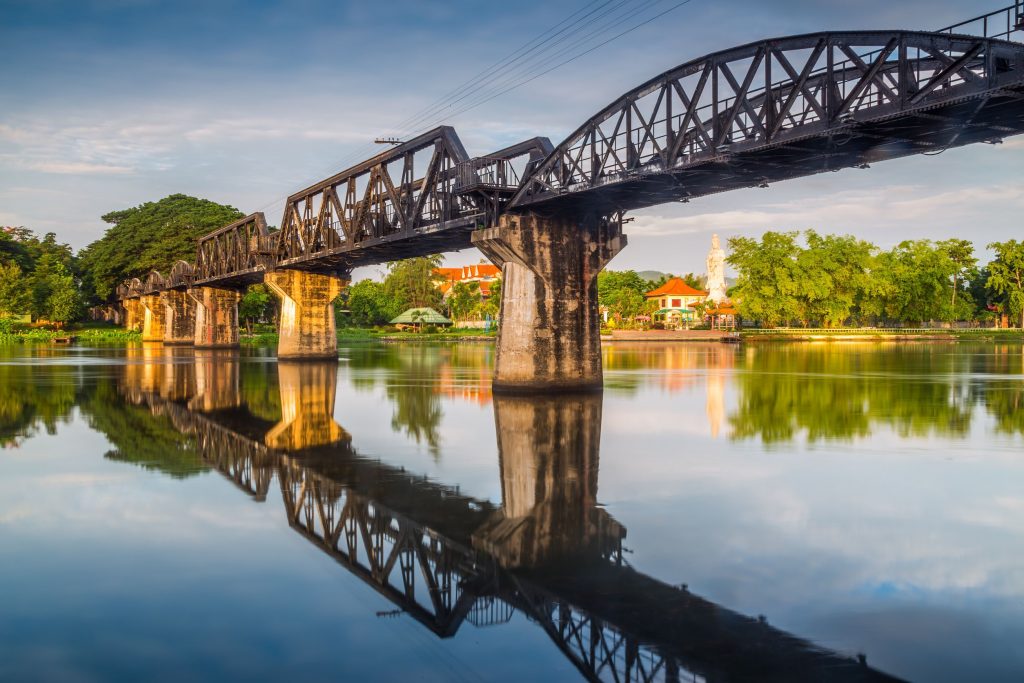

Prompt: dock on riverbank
[602,329,739,342]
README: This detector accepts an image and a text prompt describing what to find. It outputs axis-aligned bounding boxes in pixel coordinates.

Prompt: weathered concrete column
[189,287,241,348]
[472,393,623,568]
[124,298,143,332]
[264,270,347,360]
[140,295,166,342]
[472,213,625,392]
[265,362,348,451]
[160,289,195,345]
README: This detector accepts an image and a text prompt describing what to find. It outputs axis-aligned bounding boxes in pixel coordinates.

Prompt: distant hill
[636,270,667,282]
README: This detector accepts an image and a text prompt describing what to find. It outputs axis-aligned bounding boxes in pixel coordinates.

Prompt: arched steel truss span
[510,31,1024,213]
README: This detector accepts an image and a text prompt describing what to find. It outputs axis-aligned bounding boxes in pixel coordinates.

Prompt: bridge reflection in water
[114,349,901,682]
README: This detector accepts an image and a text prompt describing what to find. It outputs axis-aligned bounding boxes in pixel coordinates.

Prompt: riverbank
[740,328,1024,342]
[0,325,141,344]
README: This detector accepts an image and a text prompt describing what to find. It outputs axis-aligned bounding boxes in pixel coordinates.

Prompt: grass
[0,326,142,344]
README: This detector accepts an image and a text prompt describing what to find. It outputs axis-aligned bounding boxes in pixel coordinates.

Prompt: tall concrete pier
[190,287,240,348]
[473,213,625,392]
[264,270,347,361]
[161,290,195,345]
[140,295,167,342]
[124,298,144,332]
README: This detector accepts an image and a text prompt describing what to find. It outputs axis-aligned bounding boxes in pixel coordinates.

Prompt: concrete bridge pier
[161,290,195,345]
[189,287,241,348]
[140,295,167,342]
[102,304,123,325]
[473,213,625,392]
[264,270,348,361]
[124,298,144,332]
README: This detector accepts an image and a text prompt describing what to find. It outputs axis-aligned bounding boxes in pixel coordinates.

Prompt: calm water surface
[1,341,1022,682]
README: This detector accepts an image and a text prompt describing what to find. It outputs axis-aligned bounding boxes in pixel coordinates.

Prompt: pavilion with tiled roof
[645,277,709,327]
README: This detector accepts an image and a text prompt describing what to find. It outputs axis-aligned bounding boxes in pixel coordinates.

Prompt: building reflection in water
[103,349,900,682]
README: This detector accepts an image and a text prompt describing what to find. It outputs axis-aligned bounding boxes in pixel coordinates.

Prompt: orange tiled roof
[645,277,708,298]
[433,264,501,283]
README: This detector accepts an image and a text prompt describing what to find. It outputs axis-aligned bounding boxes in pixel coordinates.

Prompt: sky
[1,0,1021,279]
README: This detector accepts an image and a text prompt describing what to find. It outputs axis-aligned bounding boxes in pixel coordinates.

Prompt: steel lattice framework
[115,18,1024,301]
[165,260,194,290]
[193,212,274,288]
[510,31,1024,212]
[141,270,165,295]
[273,128,551,273]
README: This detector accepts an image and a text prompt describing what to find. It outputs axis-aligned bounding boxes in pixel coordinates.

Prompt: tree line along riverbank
[3,194,1023,332]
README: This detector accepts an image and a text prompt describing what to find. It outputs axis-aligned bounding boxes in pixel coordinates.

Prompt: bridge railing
[454,156,521,193]
[512,31,1019,208]
[940,3,1024,41]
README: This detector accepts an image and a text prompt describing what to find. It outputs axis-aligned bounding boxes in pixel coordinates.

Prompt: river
[0,341,1021,682]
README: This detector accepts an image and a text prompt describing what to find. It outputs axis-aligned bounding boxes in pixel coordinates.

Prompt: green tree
[477,278,501,321]
[0,263,31,317]
[239,284,275,331]
[795,231,874,326]
[346,279,404,326]
[77,194,243,301]
[868,240,955,324]
[45,272,81,326]
[727,231,803,326]
[448,281,481,323]
[938,238,977,321]
[383,255,444,310]
[987,239,1024,328]
[0,226,34,269]
[599,270,653,326]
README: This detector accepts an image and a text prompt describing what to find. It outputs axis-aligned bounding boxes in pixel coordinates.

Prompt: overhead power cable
[255,0,698,220]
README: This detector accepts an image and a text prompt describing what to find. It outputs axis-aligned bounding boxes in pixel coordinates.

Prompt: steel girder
[272,128,550,274]
[192,212,273,289]
[165,260,194,290]
[141,270,165,295]
[510,31,1024,212]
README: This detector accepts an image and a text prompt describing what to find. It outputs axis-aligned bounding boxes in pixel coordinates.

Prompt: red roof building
[644,277,709,326]
[644,278,708,298]
[434,262,501,298]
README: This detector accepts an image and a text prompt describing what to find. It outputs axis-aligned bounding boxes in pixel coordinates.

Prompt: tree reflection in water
[727,343,1018,443]
[0,351,78,447]
[344,343,494,460]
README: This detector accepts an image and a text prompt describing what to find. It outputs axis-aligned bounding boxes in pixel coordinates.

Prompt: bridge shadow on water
[73,344,912,683]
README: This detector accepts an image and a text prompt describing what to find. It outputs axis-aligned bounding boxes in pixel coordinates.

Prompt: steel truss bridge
[112,5,1024,295]
[114,367,903,683]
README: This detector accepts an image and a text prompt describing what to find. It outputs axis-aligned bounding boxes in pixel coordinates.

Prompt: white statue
[706,234,728,303]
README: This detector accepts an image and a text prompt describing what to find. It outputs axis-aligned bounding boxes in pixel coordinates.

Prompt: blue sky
[1,0,1021,277]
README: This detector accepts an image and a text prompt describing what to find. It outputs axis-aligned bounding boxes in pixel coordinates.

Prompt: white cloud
[628,182,1024,240]
[28,161,133,175]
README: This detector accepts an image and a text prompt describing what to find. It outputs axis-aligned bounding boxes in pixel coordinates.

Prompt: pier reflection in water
[104,347,898,682]
[1,342,1022,681]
